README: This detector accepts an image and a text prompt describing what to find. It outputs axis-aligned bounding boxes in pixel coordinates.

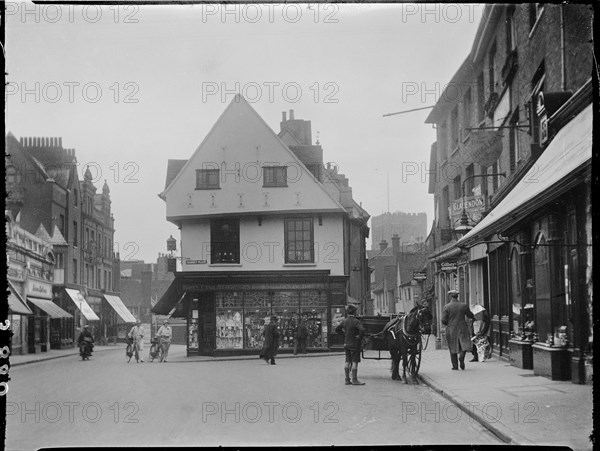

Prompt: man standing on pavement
[128,320,146,362]
[335,304,366,385]
[294,320,309,355]
[157,320,173,362]
[260,315,280,365]
[441,290,474,370]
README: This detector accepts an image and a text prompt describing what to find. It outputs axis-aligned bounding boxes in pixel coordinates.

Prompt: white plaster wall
[180,213,345,275]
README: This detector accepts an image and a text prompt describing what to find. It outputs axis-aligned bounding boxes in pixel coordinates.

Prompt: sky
[6,2,484,262]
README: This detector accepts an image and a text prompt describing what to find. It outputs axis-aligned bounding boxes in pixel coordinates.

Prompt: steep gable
[162,95,345,222]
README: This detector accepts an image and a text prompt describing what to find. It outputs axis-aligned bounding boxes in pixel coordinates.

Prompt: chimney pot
[59,137,63,148]
[19,137,23,145]
[282,111,287,122]
[289,109,294,120]
[379,240,388,252]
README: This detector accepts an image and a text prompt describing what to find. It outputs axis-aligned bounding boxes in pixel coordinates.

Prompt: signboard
[185,260,207,265]
[465,130,504,168]
[449,195,485,226]
[413,271,427,281]
[26,279,53,299]
[440,261,457,272]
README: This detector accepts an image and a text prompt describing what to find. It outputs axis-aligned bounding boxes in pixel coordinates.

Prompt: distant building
[370,211,427,251]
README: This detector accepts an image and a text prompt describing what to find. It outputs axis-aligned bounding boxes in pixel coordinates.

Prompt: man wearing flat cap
[157,320,173,362]
[441,290,475,370]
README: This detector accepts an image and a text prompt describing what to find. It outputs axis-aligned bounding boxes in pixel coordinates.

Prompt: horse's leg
[390,347,400,380]
[402,346,409,384]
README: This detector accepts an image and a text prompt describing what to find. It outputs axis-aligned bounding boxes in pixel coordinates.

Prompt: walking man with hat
[157,320,173,363]
[441,290,475,370]
[335,304,366,385]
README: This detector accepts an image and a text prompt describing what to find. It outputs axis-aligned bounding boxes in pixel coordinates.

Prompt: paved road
[6,349,501,448]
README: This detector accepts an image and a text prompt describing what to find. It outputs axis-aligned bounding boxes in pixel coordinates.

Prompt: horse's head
[416,306,433,335]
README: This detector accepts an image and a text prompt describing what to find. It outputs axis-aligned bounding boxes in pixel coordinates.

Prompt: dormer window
[196,169,220,189]
[263,166,287,187]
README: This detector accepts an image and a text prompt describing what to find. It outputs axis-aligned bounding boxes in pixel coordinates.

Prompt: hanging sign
[465,130,504,168]
[440,261,458,272]
[413,271,427,281]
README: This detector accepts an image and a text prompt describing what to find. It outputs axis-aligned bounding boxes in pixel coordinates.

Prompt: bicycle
[149,338,165,362]
[126,336,140,363]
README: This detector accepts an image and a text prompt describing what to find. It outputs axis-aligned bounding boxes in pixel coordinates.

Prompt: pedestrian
[470,304,491,362]
[441,290,474,370]
[128,320,145,362]
[157,320,173,362]
[335,304,366,385]
[294,320,309,355]
[260,316,280,365]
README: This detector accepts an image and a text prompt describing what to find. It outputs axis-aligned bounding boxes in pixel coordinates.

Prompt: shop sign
[8,266,25,281]
[465,130,504,168]
[413,271,427,281]
[449,195,486,225]
[26,279,52,299]
[440,261,457,272]
[185,260,207,265]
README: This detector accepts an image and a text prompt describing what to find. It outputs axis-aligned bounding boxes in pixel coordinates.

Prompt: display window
[216,292,243,349]
[243,291,268,350]
[272,291,300,349]
[300,308,327,348]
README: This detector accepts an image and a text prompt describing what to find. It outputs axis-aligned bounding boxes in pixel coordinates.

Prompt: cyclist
[128,320,145,362]
[156,320,172,362]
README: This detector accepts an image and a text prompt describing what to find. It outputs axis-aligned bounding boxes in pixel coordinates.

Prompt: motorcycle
[79,337,94,360]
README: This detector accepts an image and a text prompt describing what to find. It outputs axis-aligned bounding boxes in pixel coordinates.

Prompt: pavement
[9,341,593,450]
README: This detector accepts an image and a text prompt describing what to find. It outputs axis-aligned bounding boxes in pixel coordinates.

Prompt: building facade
[5,134,130,347]
[153,96,369,356]
[425,4,593,382]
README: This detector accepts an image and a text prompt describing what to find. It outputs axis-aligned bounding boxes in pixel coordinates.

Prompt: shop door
[28,316,36,354]
[199,293,215,355]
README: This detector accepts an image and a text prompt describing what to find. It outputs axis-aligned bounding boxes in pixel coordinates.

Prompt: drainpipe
[560,5,566,90]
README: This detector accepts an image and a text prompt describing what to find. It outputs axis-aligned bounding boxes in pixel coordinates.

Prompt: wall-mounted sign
[185,260,207,265]
[440,261,457,272]
[413,271,427,281]
[26,279,52,299]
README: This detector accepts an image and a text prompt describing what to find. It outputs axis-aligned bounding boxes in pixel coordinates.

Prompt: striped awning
[64,288,100,321]
[103,294,137,323]
[27,297,72,319]
[8,281,33,315]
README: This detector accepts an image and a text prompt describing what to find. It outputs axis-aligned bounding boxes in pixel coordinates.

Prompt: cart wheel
[408,339,423,378]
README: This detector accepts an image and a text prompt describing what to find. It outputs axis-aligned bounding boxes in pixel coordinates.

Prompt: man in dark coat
[335,304,366,385]
[260,316,280,365]
[441,290,475,370]
[294,320,309,355]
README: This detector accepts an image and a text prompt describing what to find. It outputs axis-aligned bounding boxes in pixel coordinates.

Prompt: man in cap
[335,304,366,385]
[441,290,474,370]
[128,319,145,362]
[157,319,173,362]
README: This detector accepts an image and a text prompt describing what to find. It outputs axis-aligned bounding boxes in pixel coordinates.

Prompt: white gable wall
[181,213,345,275]
[165,98,344,221]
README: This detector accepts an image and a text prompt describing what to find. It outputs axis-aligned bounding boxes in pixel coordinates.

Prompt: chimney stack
[379,240,388,252]
[289,109,294,120]
[282,111,287,122]
[391,234,400,256]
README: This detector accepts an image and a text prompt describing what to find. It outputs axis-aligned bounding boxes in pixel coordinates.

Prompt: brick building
[425,4,593,382]
[370,211,427,251]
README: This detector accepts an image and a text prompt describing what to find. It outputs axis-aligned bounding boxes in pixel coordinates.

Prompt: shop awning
[27,297,73,319]
[103,295,137,323]
[152,280,185,315]
[64,288,100,321]
[8,282,33,315]
[458,103,592,247]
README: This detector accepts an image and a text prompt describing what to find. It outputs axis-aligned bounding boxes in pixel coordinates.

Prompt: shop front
[25,278,66,353]
[153,270,347,356]
[102,294,137,344]
[8,280,33,355]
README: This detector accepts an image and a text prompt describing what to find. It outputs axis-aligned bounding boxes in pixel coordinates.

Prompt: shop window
[263,166,287,187]
[534,234,551,342]
[196,169,220,190]
[216,292,244,350]
[285,218,314,263]
[210,218,240,264]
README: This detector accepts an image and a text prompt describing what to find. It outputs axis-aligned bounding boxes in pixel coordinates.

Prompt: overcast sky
[6,2,483,262]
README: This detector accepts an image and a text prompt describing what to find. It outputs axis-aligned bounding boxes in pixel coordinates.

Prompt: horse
[385,305,433,384]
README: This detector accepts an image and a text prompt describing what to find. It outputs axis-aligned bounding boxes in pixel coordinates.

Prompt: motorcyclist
[77,325,94,359]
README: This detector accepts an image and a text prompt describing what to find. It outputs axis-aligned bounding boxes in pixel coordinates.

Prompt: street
[6,347,500,448]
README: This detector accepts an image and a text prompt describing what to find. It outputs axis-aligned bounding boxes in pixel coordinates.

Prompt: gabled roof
[50,225,68,246]
[159,94,346,213]
[163,159,188,193]
[278,128,303,146]
[35,224,52,243]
